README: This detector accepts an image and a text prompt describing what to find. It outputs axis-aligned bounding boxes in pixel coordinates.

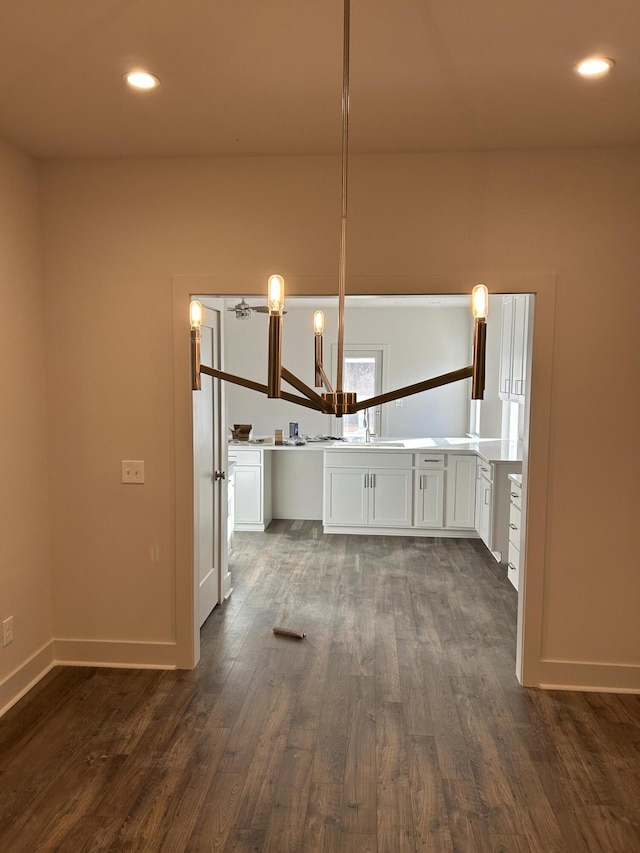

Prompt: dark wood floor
[1,520,639,852]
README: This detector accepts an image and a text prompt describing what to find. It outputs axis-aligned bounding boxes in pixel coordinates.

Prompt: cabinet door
[414,470,444,528]
[234,465,262,524]
[445,455,476,528]
[499,296,514,401]
[477,478,493,549]
[368,469,413,526]
[324,467,368,525]
[511,295,528,401]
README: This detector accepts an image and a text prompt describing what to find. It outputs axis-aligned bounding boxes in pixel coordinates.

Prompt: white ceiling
[1,0,639,160]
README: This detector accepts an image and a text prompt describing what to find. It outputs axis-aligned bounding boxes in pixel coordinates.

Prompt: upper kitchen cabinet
[499,295,530,404]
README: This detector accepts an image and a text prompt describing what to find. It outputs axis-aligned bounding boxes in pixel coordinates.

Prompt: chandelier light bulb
[472,284,489,320]
[190,300,203,330]
[313,310,325,335]
[268,275,285,315]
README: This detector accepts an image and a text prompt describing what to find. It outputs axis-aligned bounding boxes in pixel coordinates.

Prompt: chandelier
[190,0,488,415]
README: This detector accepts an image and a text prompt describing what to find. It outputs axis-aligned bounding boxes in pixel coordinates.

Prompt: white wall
[35,148,640,691]
[0,141,53,713]
[224,303,472,438]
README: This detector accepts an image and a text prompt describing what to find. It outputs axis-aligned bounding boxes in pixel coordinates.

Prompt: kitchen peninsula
[229,437,522,562]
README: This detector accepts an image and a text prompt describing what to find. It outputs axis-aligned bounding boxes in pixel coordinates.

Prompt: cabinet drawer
[477,460,494,482]
[507,541,520,572]
[231,449,262,465]
[507,541,520,591]
[325,450,411,469]
[509,483,522,512]
[509,504,521,548]
[416,453,445,468]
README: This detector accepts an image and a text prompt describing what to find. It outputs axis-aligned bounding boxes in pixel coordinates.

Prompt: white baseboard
[0,639,179,718]
[536,658,640,693]
[53,638,178,669]
[0,641,55,717]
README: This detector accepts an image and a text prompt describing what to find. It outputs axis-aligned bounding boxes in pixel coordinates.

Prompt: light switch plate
[2,616,13,646]
[121,460,145,484]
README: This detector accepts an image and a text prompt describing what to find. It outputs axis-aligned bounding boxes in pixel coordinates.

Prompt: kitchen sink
[331,440,405,448]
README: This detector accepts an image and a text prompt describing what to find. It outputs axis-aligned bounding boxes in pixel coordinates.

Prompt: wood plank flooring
[1,519,639,851]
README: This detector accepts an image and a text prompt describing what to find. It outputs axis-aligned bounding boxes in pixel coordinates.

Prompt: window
[332,345,387,438]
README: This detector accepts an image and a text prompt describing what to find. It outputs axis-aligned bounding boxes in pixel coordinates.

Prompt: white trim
[0,641,56,717]
[323,525,478,538]
[537,659,640,693]
[172,272,558,690]
[53,639,178,669]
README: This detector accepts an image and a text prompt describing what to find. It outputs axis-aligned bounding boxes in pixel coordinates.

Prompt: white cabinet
[414,470,444,527]
[475,458,522,562]
[323,451,413,529]
[323,449,479,535]
[445,455,476,528]
[476,459,493,548]
[499,294,530,403]
[324,467,368,526]
[507,475,523,590]
[369,469,414,526]
[414,452,445,528]
[228,447,272,532]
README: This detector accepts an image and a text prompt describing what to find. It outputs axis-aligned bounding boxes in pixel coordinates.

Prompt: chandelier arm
[201,365,268,395]
[345,366,474,413]
[201,365,326,412]
[336,0,351,395]
[281,367,335,412]
[318,363,335,395]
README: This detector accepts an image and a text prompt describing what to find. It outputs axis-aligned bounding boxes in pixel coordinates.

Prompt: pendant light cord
[336,0,350,395]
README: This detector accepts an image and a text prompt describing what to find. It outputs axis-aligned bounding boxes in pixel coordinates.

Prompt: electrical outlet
[2,616,14,647]
[121,460,145,484]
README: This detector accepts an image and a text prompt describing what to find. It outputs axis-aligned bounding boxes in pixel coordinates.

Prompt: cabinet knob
[508,562,516,570]
[510,492,519,498]
[509,523,518,530]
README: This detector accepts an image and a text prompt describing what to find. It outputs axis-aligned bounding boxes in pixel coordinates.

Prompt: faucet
[363,407,375,443]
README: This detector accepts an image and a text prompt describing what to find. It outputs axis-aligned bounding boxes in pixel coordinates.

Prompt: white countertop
[230,437,522,464]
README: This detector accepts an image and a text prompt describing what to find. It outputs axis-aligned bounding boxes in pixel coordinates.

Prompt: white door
[193,302,230,629]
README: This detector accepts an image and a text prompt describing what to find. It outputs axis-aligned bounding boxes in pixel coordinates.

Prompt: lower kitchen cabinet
[323,450,413,529]
[476,458,493,548]
[323,449,489,536]
[414,469,445,528]
[475,457,522,562]
[228,447,272,531]
[324,466,413,527]
[507,474,523,590]
[445,454,477,528]
[414,452,445,528]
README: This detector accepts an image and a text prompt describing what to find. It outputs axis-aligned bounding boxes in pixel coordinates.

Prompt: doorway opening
[173,272,555,684]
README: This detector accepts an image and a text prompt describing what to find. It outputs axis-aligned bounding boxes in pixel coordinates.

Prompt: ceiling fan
[227,298,286,319]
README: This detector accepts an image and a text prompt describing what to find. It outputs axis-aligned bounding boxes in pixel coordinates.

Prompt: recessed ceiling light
[123,70,160,90]
[575,57,614,78]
